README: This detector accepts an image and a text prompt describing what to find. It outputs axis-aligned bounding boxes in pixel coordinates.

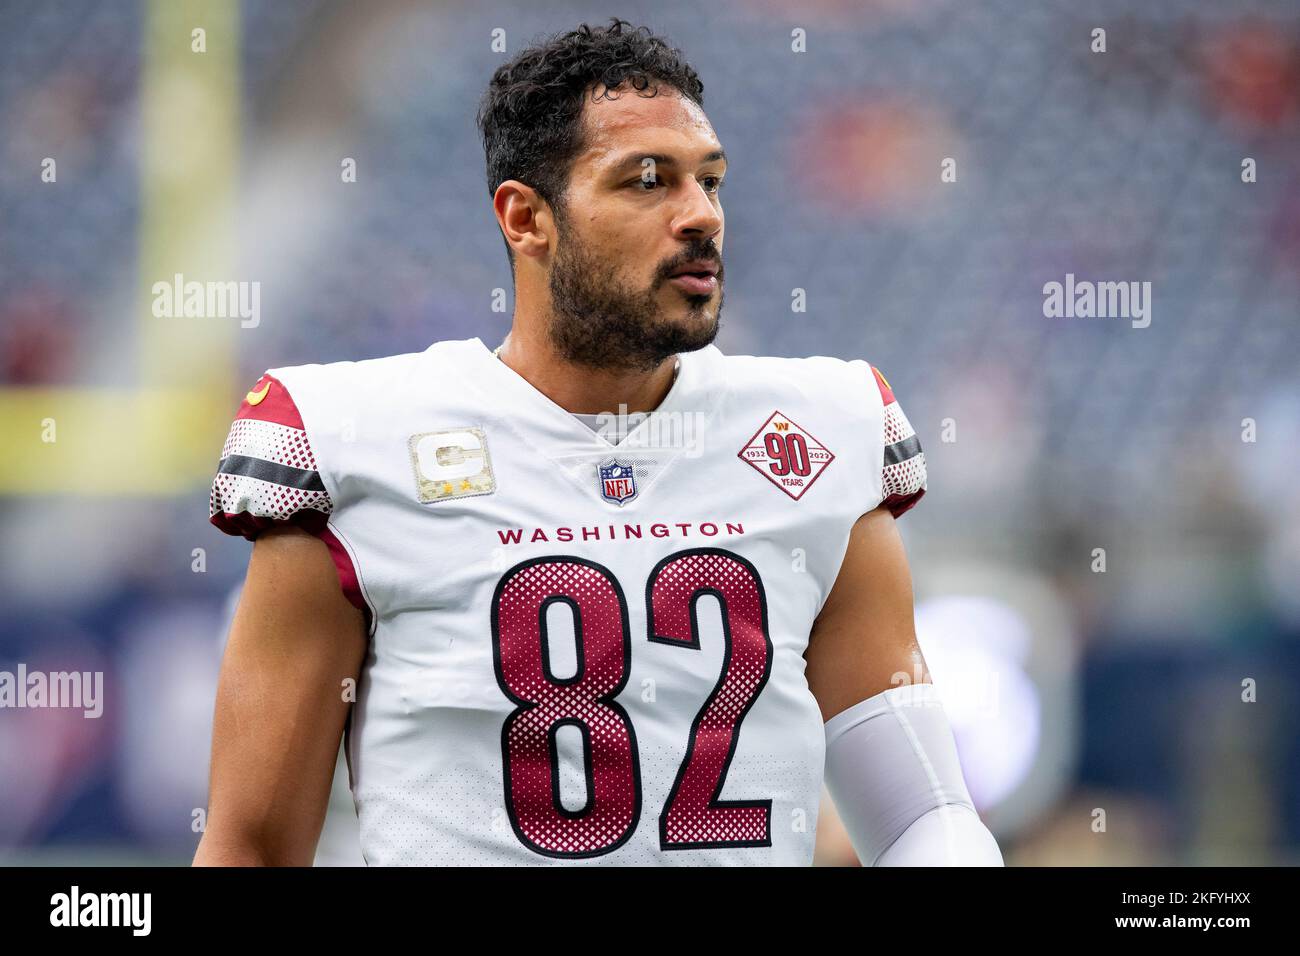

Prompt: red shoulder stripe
[234,373,306,430]
[871,365,896,406]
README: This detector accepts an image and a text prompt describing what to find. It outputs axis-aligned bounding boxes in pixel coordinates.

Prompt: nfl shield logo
[598,459,638,505]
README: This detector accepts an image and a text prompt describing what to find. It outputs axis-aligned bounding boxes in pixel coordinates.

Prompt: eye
[702,175,725,194]
[631,175,660,191]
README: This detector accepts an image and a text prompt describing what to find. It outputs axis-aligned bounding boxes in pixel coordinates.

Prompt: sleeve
[209,372,333,540]
[823,683,1002,866]
[871,365,927,518]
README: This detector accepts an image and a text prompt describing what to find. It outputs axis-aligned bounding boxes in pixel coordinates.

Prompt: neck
[495,322,680,416]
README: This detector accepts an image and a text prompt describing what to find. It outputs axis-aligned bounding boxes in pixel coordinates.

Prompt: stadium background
[1,0,1297,865]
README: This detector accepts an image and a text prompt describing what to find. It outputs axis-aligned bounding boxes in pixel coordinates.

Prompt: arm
[806,504,929,719]
[194,526,368,866]
[806,506,1002,866]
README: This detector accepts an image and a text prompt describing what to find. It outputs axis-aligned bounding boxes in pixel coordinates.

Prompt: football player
[194,19,1001,866]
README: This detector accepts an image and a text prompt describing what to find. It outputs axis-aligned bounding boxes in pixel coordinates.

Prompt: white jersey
[210,337,926,865]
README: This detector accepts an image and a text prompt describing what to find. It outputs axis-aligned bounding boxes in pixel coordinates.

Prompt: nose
[671,180,723,243]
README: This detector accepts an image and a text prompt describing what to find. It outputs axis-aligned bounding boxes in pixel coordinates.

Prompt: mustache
[659,247,724,281]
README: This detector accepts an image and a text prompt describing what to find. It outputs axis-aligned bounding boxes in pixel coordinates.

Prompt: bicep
[195,526,368,866]
[805,505,930,722]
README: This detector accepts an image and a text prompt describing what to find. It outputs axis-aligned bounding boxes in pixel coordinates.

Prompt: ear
[493,180,552,260]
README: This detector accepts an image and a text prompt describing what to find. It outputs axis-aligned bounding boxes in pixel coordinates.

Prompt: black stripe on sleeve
[884,434,922,466]
[217,454,327,492]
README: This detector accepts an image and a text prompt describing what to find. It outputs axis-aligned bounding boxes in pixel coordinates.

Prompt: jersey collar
[446,336,727,505]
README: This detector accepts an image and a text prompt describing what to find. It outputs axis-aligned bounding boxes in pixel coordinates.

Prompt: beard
[547,218,724,372]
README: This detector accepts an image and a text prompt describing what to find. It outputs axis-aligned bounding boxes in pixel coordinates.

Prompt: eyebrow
[608,148,727,173]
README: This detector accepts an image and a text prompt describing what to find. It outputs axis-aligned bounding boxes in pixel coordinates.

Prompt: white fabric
[824,682,1003,866]
[876,803,1004,866]
[224,337,920,864]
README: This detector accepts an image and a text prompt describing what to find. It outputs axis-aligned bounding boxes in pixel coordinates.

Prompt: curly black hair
[476,18,705,247]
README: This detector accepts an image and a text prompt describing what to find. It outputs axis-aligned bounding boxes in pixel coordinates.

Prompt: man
[195,19,1002,866]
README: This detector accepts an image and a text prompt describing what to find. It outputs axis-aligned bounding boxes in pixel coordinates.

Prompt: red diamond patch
[737,410,835,500]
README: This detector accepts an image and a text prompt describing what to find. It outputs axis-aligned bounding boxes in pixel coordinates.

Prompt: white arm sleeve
[823,682,1004,867]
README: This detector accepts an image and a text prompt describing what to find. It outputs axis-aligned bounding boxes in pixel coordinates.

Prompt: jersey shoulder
[718,351,875,409]
[208,368,331,541]
[208,341,464,541]
[866,363,928,518]
[717,350,928,518]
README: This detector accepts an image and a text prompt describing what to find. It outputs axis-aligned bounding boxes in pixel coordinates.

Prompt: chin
[668,307,721,351]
